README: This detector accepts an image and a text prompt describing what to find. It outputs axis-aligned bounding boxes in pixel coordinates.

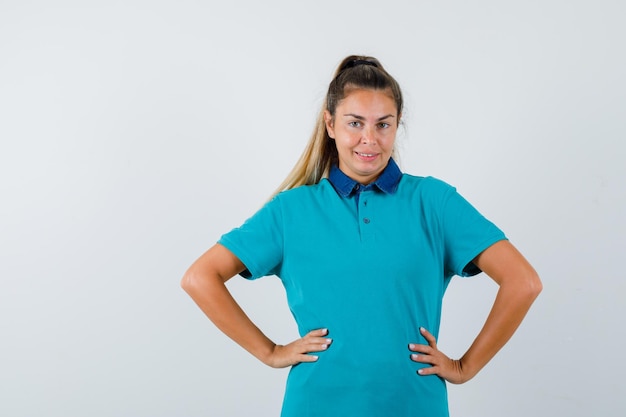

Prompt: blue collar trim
[328,158,402,197]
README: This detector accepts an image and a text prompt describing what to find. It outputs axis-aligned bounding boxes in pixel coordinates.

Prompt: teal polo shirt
[219,159,506,417]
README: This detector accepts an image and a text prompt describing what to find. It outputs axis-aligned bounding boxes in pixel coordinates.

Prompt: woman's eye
[349,121,361,127]
[378,122,390,129]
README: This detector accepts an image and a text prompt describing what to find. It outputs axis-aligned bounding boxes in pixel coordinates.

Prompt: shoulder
[397,174,457,200]
[270,179,337,210]
[274,179,335,200]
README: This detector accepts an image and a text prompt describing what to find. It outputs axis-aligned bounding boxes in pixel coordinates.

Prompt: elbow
[180,269,199,295]
[524,270,543,301]
[533,275,543,298]
[180,266,225,298]
[502,268,542,302]
[180,273,191,293]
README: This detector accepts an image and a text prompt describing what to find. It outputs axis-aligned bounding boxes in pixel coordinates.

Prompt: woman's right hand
[265,328,332,368]
[183,244,332,369]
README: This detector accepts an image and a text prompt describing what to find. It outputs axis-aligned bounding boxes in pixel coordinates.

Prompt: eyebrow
[342,113,396,121]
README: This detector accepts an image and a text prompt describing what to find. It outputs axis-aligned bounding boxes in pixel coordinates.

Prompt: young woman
[181,55,542,417]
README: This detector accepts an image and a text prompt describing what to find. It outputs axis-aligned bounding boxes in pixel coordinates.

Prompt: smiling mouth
[356,152,377,157]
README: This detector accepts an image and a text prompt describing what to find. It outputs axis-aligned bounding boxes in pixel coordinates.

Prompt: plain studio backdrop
[1,1,624,416]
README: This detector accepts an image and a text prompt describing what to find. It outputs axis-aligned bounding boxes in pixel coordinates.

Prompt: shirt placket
[357,188,374,242]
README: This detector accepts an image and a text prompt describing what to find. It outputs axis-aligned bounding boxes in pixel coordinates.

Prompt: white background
[1,1,624,416]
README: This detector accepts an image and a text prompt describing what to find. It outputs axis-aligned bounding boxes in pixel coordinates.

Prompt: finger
[306,328,329,337]
[292,336,332,355]
[301,339,332,353]
[297,353,320,363]
[410,353,436,365]
[301,332,332,344]
[420,327,437,347]
[417,366,436,376]
[408,343,432,354]
[302,336,333,345]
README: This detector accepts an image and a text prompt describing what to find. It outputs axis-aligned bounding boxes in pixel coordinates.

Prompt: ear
[324,110,335,139]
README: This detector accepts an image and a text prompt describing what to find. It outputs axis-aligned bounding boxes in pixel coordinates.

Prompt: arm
[410,240,542,384]
[181,243,331,368]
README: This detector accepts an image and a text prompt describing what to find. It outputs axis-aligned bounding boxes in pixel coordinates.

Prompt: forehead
[337,88,398,115]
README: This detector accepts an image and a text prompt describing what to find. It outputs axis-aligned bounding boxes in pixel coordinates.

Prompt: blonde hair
[271,55,404,198]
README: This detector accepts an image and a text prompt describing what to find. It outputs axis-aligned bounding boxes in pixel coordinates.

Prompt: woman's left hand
[409,327,470,384]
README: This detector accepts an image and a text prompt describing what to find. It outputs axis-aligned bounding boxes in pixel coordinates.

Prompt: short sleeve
[439,183,507,277]
[218,196,284,280]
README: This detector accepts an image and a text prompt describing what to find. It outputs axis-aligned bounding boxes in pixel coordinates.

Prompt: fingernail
[408,343,416,350]
[420,327,425,332]
[411,354,418,360]
[417,369,424,374]
[325,338,332,344]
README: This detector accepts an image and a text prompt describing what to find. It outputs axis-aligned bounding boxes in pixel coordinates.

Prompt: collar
[328,158,402,198]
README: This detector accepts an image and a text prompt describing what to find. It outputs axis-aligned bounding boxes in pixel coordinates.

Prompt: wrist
[247,339,279,367]
[456,357,479,383]
[259,343,281,367]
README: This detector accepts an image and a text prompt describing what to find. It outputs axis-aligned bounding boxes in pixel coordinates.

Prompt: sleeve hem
[456,235,508,278]
[217,238,263,280]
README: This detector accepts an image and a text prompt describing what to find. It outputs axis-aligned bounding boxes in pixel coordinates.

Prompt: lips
[355,151,379,161]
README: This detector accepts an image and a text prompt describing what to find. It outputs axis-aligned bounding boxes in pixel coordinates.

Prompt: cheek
[383,130,398,148]
[335,131,359,146]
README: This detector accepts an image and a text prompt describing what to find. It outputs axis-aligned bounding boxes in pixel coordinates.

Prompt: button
[363,218,370,224]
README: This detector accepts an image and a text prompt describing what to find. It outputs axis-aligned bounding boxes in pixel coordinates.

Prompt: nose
[361,126,377,144]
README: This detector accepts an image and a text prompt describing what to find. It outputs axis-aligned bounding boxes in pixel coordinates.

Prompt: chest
[279,190,445,294]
